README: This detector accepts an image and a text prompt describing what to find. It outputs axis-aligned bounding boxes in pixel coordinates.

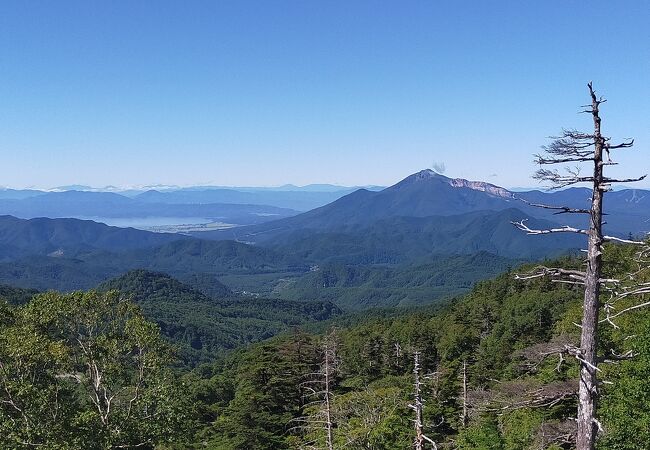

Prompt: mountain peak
[396,170,513,198]
[414,169,448,180]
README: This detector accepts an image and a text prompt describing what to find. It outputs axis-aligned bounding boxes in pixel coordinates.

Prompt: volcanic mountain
[194,169,649,244]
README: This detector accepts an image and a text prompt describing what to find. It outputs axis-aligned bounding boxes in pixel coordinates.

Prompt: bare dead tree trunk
[409,351,438,450]
[323,337,335,450]
[512,82,647,450]
[461,359,468,428]
[292,331,338,450]
[575,83,604,450]
[394,341,402,369]
[413,352,424,450]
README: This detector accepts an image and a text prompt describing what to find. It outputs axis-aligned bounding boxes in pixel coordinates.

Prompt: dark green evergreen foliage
[598,311,650,449]
[206,332,320,449]
[279,252,516,309]
[98,269,341,365]
[190,245,650,448]
[592,244,650,450]
[2,245,649,447]
[0,236,306,292]
[180,272,233,297]
[0,283,38,305]
[192,262,585,448]
[269,209,581,262]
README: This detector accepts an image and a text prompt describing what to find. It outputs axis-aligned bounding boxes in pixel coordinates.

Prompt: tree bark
[461,360,468,428]
[324,337,334,450]
[413,352,424,450]
[576,83,604,450]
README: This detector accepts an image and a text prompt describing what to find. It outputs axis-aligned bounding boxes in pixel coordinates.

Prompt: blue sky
[1,1,648,189]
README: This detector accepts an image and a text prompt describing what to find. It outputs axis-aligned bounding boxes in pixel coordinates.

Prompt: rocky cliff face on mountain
[405,169,514,198]
[448,177,514,198]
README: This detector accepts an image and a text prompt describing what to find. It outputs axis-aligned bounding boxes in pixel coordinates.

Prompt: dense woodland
[1,242,648,449]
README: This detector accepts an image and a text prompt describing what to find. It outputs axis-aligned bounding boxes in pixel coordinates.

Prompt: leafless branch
[515,196,590,215]
[511,219,588,236]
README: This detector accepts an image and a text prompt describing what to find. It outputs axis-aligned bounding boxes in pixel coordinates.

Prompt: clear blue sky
[1,1,648,189]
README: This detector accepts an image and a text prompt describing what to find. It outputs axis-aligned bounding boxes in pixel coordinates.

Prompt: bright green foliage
[598,312,650,449]
[596,244,650,449]
[500,409,544,449]
[3,244,649,448]
[0,291,193,449]
[456,417,504,449]
[330,378,412,449]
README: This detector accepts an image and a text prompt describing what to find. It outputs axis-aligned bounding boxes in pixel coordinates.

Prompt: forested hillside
[2,243,649,448]
[97,270,342,365]
[277,252,515,309]
[189,244,650,449]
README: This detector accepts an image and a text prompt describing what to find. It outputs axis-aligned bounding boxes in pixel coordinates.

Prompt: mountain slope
[185,170,529,243]
[194,170,650,244]
[0,284,39,305]
[0,215,308,291]
[0,215,187,261]
[262,208,582,262]
[277,252,517,309]
[98,270,341,365]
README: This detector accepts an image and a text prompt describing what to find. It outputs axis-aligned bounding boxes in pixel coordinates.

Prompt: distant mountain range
[0,169,647,309]
[5,172,647,234]
[0,183,385,213]
[132,188,357,211]
[194,169,650,244]
[0,191,299,227]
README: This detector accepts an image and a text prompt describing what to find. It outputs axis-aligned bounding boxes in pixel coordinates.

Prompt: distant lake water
[73,216,212,229]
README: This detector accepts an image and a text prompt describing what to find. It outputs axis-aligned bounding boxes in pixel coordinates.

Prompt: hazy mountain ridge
[0,215,187,261]
[194,170,650,243]
[0,183,384,212]
[0,191,298,226]
[0,169,647,308]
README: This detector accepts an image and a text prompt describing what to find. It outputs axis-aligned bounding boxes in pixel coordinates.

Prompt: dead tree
[322,335,335,450]
[409,352,438,450]
[461,360,468,428]
[512,82,647,450]
[293,331,338,450]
